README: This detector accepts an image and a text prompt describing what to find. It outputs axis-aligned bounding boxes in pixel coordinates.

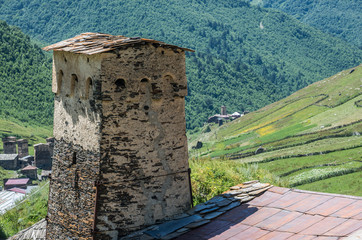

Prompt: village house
[207,105,243,124]
[4,178,30,190]
[21,165,38,180]
[0,154,18,170]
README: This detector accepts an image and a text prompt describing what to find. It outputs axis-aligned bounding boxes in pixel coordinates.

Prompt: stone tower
[2,136,17,154]
[43,33,193,240]
[17,139,29,158]
[221,105,227,115]
[34,143,53,170]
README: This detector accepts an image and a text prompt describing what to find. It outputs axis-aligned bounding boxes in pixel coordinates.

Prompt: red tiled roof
[21,165,37,171]
[7,182,362,239]
[178,187,362,239]
[42,32,194,55]
[5,178,30,185]
[8,188,26,194]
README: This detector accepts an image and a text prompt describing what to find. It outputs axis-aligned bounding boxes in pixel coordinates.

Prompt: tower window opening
[85,77,93,99]
[72,152,77,165]
[115,78,126,92]
[70,74,78,97]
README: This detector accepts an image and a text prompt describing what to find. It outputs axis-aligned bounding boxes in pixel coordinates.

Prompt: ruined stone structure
[2,136,17,154]
[34,143,53,170]
[43,33,193,240]
[17,139,29,158]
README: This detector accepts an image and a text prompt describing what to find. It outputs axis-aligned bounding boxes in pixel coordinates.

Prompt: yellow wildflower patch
[256,125,275,136]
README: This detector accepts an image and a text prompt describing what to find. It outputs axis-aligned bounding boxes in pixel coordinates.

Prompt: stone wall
[46,51,103,240]
[46,140,100,239]
[96,45,191,239]
[51,51,103,152]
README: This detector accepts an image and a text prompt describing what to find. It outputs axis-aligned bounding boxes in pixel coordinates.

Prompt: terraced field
[189,65,362,196]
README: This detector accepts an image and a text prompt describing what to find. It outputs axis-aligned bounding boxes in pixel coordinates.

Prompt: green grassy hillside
[0,1,361,129]
[189,65,362,196]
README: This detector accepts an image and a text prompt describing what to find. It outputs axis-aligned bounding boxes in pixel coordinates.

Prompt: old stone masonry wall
[96,45,191,239]
[46,52,103,239]
[46,140,100,239]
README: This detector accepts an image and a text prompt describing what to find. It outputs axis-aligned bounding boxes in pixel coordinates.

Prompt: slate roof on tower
[42,32,194,55]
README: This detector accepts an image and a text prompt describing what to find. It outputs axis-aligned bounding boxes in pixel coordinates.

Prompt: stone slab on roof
[42,32,194,55]
[8,219,46,240]
[0,154,18,160]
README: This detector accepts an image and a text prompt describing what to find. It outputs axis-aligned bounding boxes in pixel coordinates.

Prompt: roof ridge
[43,32,194,55]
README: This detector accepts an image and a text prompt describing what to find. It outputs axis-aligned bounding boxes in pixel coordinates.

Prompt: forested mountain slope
[251,0,362,47]
[0,21,52,126]
[0,1,361,129]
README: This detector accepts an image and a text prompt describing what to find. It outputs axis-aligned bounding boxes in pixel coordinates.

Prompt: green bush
[190,157,287,205]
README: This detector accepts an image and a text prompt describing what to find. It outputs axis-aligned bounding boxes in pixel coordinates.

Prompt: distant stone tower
[43,33,193,240]
[34,143,53,170]
[221,105,227,115]
[2,136,17,154]
[17,139,29,158]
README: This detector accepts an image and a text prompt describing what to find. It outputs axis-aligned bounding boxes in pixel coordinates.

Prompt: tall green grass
[190,157,287,205]
[0,181,49,238]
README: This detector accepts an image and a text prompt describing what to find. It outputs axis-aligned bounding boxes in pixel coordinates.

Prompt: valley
[189,65,362,196]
